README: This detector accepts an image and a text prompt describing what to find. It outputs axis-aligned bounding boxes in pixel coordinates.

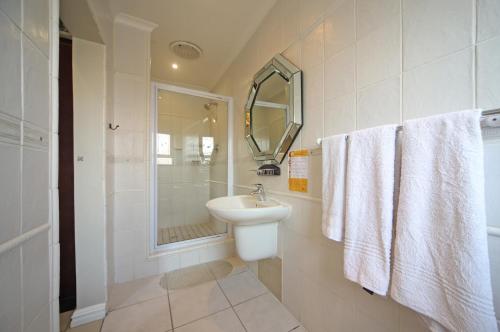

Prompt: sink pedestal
[233,222,278,261]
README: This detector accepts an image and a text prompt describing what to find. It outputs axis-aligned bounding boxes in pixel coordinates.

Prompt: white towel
[322,134,348,241]
[344,125,397,296]
[391,110,498,332]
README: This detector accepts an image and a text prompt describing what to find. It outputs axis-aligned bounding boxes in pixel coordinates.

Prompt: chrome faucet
[250,183,266,202]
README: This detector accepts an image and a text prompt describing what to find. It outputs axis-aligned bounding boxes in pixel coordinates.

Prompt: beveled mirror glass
[245,54,302,164]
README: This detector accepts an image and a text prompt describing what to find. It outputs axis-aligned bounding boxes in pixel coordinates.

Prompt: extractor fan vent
[169,41,202,60]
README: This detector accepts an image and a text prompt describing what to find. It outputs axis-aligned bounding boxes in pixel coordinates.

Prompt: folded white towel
[391,110,498,332]
[344,125,398,296]
[322,134,348,241]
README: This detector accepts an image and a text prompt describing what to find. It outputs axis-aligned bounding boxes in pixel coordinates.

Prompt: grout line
[164,272,175,332]
[214,273,248,332]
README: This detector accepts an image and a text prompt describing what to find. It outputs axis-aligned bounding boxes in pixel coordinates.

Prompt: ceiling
[105,0,277,90]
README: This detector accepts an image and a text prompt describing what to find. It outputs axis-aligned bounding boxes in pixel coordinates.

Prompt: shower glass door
[152,84,231,248]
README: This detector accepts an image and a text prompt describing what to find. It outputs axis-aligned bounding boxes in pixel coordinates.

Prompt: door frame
[149,82,234,253]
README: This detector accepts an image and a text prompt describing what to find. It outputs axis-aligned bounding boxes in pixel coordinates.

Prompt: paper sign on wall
[288,149,309,193]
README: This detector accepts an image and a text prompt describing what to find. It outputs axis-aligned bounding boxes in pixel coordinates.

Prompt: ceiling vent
[169,41,202,60]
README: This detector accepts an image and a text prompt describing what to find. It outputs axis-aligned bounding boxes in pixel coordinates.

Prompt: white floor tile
[169,280,230,327]
[218,271,268,305]
[68,320,103,332]
[166,263,214,290]
[175,308,245,332]
[101,296,171,332]
[207,257,248,280]
[234,293,300,332]
[108,274,166,310]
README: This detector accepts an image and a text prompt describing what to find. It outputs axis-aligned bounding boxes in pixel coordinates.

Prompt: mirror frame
[244,54,302,164]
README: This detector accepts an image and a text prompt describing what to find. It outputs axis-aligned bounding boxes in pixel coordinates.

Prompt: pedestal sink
[206,195,290,261]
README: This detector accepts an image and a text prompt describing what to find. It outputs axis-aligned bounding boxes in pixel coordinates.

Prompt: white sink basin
[206,195,290,226]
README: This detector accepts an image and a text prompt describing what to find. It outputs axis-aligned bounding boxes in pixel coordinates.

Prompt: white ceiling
[106,0,277,90]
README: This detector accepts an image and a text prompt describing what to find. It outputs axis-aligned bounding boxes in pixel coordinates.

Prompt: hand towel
[322,134,348,241]
[391,110,498,332]
[344,125,398,296]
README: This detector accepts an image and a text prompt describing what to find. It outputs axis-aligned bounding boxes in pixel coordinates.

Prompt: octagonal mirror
[245,54,302,164]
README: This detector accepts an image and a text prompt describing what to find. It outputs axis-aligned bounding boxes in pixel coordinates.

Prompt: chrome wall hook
[108,123,120,130]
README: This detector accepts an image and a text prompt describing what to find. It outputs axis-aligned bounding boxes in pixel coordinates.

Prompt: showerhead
[204,101,218,110]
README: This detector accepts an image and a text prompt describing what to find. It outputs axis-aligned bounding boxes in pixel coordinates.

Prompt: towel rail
[314,108,500,149]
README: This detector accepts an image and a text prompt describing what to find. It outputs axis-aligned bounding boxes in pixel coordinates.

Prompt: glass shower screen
[154,88,228,247]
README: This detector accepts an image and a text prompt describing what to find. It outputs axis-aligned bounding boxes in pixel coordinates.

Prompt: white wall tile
[324,93,355,136]
[403,48,473,120]
[324,0,355,58]
[484,140,500,228]
[22,231,50,328]
[0,142,21,243]
[477,36,500,110]
[0,0,21,28]
[179,249,201,268]
[0,10,21,118]
[299,0,328,34]
[403,0,472,70]
[301,24,324,69]
[280,0,300,49]
[23,36,49,130]
[356,0,400,41]
[23,0,50,57]
[22,148,49,232]
[487,235,500,322]
[302,63,324,147]
[325,45,355,100]
[477,0,500,42]
[356,17,400,88]
[114,24,148,76]
[0,247,21,332]
[357,76,400,129]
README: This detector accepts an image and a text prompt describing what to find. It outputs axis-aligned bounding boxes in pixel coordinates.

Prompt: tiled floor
[60,257,306,332]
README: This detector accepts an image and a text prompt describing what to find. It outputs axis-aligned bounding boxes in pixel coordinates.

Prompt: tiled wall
[110,16,235,284]
[0,0,58,331]
[213,0,500,330]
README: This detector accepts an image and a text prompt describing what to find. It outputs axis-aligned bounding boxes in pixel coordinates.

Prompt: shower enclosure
[150,83,233,250]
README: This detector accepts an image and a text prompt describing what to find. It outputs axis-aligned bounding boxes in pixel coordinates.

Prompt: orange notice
[288,149,309,193]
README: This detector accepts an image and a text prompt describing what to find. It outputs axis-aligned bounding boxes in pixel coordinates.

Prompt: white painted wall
[213,0,500,330]
[72,38,107,315]
[0,0,58,331]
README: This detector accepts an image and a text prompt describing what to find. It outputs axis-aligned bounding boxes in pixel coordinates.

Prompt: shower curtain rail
[315,108,500,147]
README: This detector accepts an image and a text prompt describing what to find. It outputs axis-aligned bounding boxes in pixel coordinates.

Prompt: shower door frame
[149,82,234,252]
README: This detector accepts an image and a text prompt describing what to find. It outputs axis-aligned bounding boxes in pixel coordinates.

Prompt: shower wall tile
[403,48,473,120]
[477,0,500,43]
[402,0,472,70]
[477,35,500,110]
